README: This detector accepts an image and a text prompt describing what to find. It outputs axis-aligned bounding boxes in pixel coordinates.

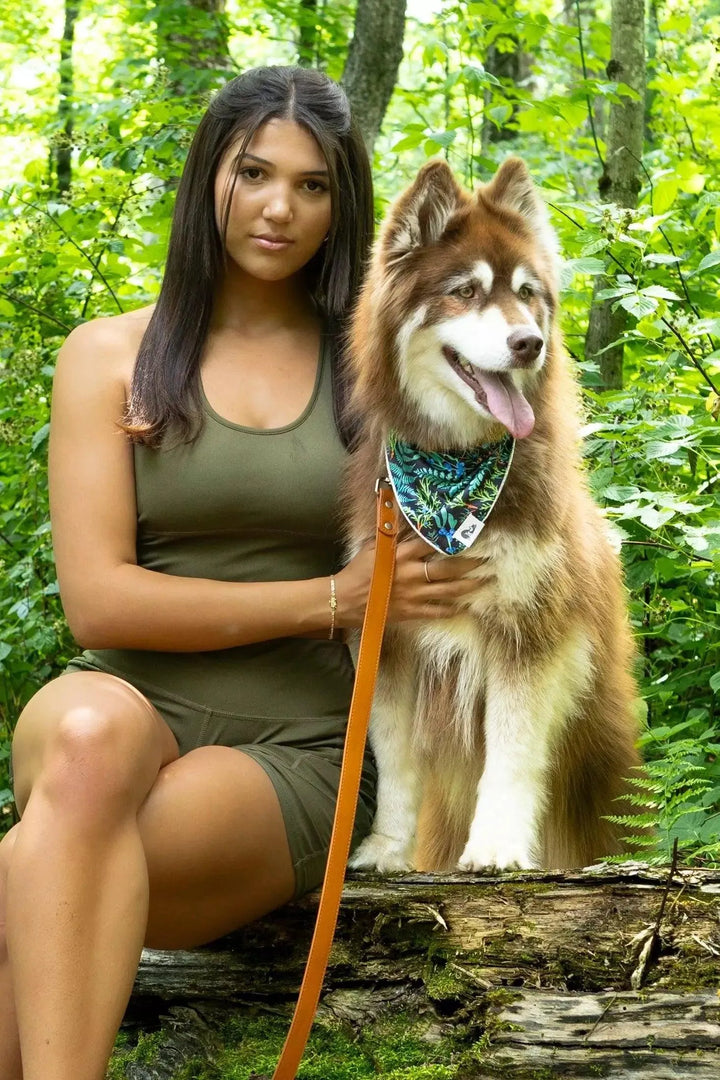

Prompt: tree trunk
[297,0,318,67]
[115,865,720,1079]
[584,0,646,391]
[50,0,80,196]
[481,1,528,147]
[341,0,408,158]
[154,0,233,100]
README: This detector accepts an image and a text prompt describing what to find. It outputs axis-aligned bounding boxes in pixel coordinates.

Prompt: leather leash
[271,479,399,1080]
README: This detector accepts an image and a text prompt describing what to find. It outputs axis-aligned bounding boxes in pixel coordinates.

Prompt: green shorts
[62,659,377,901]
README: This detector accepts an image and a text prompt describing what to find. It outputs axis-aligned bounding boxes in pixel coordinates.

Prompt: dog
[343,156,641,874]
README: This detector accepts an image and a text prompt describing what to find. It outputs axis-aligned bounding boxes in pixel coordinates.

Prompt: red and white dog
[344,157,641,873]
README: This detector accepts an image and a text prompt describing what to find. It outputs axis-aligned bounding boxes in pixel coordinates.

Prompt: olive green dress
[64,331,377,900]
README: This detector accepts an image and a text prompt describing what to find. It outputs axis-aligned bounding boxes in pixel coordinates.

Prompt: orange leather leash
[271,480,399,1080]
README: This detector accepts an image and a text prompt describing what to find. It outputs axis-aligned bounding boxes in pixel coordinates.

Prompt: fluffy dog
[344,157,641,873]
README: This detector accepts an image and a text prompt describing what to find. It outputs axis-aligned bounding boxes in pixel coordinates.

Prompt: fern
[604,731,720,867]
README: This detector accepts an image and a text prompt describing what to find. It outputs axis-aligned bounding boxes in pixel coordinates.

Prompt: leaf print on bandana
[385,431,515,555]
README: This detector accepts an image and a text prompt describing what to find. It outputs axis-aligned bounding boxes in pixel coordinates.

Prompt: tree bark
[341,0,408,158]
[119,865,720,1079]
[154,0,233,100]
[297,0,318,67]
[584,0,646,391]
[51,0,80,196]
[481,1,528,147]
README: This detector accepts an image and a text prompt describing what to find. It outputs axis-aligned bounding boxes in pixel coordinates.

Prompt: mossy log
[114,863,720,1079]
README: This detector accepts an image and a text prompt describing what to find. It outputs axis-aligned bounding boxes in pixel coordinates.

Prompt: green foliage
[1,0,719,865]
[606,722,720,864]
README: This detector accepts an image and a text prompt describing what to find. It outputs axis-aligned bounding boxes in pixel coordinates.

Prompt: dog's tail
[544,704,645,869]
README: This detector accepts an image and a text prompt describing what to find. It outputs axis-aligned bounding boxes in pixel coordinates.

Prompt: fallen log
[114,863,720,1079]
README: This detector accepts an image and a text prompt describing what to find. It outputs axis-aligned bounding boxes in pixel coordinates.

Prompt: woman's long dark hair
[121,65,374,448]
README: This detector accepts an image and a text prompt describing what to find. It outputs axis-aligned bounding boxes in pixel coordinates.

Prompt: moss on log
[110,864,720,1079]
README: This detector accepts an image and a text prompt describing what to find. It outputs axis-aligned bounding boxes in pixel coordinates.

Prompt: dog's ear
[383,160,465,260]
[482,157,560,272]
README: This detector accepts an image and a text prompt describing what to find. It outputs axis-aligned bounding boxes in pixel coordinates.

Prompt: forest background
[0,0,718,864]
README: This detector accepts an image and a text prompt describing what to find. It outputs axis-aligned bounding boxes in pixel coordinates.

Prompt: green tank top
[76,330,356,720]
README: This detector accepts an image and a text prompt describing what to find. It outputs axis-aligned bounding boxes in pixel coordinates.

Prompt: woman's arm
[49,318,487,653]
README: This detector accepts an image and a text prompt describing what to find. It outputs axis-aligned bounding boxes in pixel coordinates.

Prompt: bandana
[385,430,515,555]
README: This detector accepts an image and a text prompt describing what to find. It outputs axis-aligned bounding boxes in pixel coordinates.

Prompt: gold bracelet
[328,575,337,640]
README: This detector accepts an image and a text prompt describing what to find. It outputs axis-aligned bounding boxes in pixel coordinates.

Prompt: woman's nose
[263,187,293,220]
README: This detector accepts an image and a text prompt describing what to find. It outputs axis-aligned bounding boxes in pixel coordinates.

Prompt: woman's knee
[12,673,178,818]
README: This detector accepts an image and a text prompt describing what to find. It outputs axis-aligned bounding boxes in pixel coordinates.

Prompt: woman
[0,66,485,1080]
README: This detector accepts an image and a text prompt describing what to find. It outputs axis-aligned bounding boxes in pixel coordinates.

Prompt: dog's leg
[458,633,593,871]
[458,681,549,870]
[348,665,421,873]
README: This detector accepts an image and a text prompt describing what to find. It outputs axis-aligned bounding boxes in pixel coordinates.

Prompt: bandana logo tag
[453,514,484,548]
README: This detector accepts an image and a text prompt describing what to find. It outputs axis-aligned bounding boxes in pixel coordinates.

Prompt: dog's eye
[454,284,475,299]
[518,284,534,301]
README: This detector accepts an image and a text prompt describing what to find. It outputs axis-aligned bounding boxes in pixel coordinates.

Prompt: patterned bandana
[385,430,515,555]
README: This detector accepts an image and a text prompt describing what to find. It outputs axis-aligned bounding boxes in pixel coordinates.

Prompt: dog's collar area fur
[385,430,515,555]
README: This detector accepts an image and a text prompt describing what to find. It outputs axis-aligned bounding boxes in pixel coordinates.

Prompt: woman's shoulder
[57,304,157,392]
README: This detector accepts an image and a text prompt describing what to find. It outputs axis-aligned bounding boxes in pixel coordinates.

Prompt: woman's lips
[251,236,294,251]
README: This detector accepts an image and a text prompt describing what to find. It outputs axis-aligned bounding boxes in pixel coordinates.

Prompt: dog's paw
[348,832,413,873]
[457,836,538,873]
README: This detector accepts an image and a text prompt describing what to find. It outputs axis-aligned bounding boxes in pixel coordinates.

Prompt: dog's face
[351,158,560,448]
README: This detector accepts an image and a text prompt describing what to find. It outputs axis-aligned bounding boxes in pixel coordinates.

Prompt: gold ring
[424,560,432,584]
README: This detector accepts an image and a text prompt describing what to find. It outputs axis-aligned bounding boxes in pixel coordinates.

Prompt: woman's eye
[305,179,328,193]
[240,167,263,181]
[518,284,534,301]
[455,284,475,299]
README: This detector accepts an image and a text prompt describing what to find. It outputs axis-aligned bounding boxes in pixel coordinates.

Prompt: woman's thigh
[138,745,296,949]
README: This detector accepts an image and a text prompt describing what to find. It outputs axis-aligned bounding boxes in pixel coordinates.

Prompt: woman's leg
[2,673,297,1080]
[5,671,179,1080]
[137,744,296,949]
[0,742,297,1077]
[0,825,22,1080]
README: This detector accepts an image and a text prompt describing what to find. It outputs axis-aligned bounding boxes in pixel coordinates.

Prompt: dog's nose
[507,328,543,366]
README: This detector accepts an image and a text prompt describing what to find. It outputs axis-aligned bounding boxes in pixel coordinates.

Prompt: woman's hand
[334,536,494,628]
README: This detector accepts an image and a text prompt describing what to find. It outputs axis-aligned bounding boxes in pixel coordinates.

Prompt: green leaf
[638,506,675,528]
[390,133,426,152]
[697,251,720,273]
[31,423,50,451]
[710,673,720,694]
[616,294,658,319]
[566,257,607,275]
[487,105,513,126]
[652,179,678,214]
[580,238,609,256]
[644,439,688,459]
[643,253,681,265]
[425,129,457,148]
[640,285,681,301]
[603,484,642,502]
[596,284,634,300]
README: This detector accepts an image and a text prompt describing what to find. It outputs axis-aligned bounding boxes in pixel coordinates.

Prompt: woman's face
[214,118,333,282]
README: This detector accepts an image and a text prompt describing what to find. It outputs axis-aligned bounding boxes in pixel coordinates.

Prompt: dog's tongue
[476,371,535,439]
